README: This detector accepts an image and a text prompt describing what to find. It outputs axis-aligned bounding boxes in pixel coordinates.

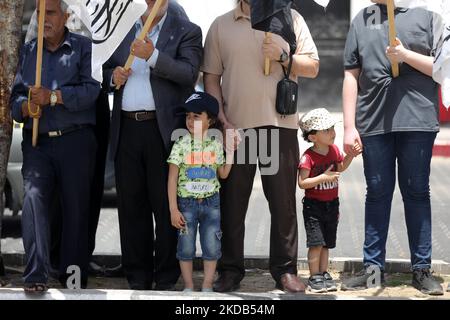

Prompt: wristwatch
[278,50,288,63]
[50,90,57,106]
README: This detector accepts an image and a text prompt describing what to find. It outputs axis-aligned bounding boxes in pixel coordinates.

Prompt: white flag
[63,0,147,83]
[313,0,330,8]
[395,0,450,109]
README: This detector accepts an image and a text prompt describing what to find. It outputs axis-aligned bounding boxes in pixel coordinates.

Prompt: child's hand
[320,165,340,183]
[171,209,186,230]
[223,126,241,152]
[224,139,236,155]
[225,150,235,165]
[352,142,363,156]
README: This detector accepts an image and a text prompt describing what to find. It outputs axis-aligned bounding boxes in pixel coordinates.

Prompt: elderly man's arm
[59,40,101,112]
[151,24,203,86]
[262,32,319,78]
[287,54,319,78]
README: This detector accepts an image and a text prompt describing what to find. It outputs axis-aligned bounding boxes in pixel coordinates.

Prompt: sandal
[24,283,48,294]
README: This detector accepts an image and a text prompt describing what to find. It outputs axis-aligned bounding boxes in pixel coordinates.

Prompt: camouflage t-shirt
[167,134,224,199]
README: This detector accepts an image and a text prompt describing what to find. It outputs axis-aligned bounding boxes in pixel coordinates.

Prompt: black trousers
[115,117,179,290]
[49,91,110,265]
[88,91,110,257]
[22,128,96,286]
[218,126,299,283]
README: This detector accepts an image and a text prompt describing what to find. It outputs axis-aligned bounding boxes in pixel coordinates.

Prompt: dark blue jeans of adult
[361,131,437,271]
[21,127,96,287]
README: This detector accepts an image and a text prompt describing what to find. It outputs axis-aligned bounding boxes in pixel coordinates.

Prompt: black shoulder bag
[275,54,298,116]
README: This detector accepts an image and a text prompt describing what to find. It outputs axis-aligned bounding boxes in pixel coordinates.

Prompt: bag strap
[282,53,294,79]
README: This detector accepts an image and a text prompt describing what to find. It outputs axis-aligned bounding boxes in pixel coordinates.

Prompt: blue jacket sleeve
[60,40,101,112]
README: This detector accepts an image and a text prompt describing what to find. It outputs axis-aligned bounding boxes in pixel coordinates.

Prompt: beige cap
[299,108,338,132]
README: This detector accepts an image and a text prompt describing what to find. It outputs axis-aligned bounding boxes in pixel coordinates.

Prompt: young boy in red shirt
[298,108,361,292]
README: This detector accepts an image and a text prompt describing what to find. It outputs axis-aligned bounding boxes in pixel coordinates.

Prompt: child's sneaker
[307,274,327,293]
[322,271,337,292]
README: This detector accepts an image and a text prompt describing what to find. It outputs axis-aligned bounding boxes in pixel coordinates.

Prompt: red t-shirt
[298,144,344,202]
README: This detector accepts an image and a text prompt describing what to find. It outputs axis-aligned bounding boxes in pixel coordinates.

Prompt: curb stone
[2,253,449,274]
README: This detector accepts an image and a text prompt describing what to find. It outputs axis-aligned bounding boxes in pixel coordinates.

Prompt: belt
[30,124,91,138]
[121,110,156,121]
[179,193,219,204]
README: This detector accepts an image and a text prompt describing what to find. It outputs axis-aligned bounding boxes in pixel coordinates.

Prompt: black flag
[250,0,297,54]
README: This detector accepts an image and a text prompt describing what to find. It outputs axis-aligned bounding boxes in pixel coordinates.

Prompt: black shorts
[302,197,339,249]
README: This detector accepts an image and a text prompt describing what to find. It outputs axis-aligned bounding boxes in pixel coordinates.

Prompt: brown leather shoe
[213,273,240,292]
[276,273,306,293]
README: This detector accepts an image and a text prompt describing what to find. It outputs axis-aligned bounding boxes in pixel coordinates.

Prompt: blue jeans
[361,132,437,271]
[176,193,222,261]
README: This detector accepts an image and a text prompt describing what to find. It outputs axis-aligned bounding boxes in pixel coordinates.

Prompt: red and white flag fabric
[395,0,450,109]
[63,0,147,83]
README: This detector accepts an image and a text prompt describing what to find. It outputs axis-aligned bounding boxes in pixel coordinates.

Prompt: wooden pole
[116,0,165,90]
[32,0,46,147]
[264,32,270,76]
[387,0,399,78]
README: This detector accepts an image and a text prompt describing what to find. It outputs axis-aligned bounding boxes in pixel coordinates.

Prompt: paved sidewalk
[1,267,449,300]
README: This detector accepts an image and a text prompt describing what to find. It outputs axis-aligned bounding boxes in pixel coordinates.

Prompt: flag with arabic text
[63,0,147,83]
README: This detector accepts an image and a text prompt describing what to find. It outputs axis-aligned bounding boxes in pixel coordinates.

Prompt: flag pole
[264,32,271,76]
[116,0,165,90]
[387,0,399,78]
[32,0,46,147]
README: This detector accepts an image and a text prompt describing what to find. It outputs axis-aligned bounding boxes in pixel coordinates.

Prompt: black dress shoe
[213,273,240,292]
[0,255,5,276]
[0,258,7,287]
[104,264,124,277]
[88,261,106,276]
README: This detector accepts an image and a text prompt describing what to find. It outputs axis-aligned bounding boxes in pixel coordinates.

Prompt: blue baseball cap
[178,92,219,116]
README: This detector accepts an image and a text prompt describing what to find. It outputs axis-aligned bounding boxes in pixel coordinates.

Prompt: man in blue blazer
[104,0,203,290]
